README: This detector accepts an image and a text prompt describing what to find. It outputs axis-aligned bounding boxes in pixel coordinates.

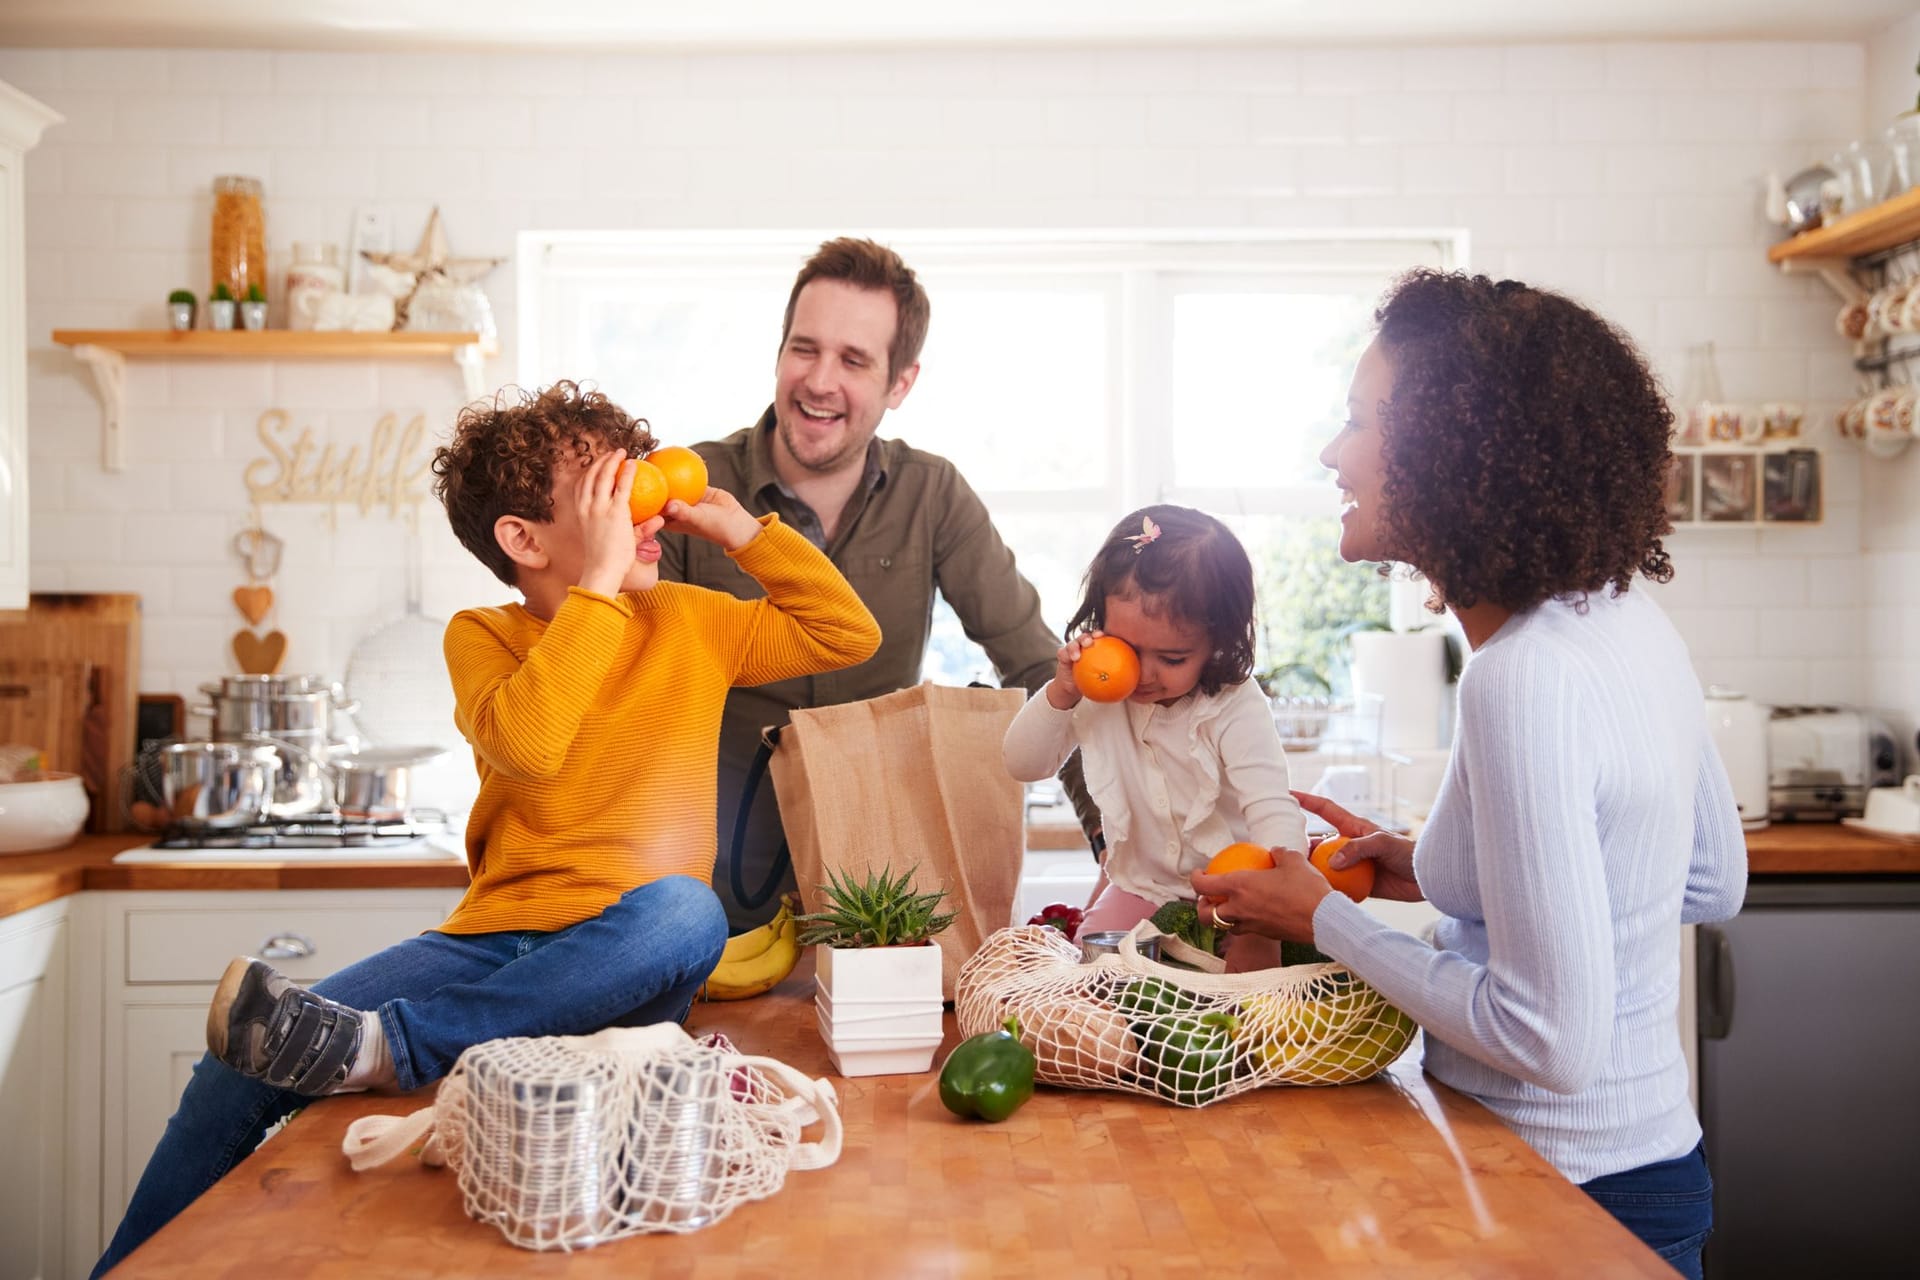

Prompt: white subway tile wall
[0,39,1914,757]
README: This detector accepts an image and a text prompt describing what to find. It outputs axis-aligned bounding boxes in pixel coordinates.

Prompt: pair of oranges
[1203,837,1374,902]
[627,446,710,524]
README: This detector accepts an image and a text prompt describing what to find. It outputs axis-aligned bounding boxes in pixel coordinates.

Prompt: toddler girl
[1003,505,1307,971]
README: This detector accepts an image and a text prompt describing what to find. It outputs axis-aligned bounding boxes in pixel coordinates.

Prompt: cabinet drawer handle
[260,933,315,961]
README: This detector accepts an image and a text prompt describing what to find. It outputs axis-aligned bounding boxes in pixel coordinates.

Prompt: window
[522,231,1459,689]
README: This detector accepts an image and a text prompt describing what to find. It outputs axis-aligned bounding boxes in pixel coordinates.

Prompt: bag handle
[728,726,793,911]
[1121,919,1224,973]
[342,1105,443,1171]
[725,1053,843,1171]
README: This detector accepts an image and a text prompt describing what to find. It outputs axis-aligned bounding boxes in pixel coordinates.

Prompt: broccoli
[1149,900,1223,958]
[1150,900,1334,966]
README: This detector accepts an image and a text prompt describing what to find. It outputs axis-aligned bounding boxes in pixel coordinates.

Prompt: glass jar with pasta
[210,175,267,304]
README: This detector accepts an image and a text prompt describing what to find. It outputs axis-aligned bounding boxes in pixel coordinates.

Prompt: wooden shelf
[1767,185,1920,264]
[50,328,491,471]
[51,329,481,357]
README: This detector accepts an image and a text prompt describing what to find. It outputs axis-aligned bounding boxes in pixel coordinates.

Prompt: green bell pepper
[1138,1010,1243,1106]
[939,1016,1037,1123]
[1113,975,1199,1021]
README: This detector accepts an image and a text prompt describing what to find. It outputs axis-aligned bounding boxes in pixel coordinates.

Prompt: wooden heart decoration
[232,629,287,675]
[233,584,274,626]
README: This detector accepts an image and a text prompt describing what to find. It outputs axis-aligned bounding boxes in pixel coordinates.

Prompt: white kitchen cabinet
[0,897,72,1280]
[90,888,460,1260]
[0,81,61,610]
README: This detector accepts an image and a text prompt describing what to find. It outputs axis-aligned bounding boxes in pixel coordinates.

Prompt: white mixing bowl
[0,771,90,854]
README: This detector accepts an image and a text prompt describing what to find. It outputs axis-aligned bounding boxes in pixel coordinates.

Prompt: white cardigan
[1004,678,1308,905]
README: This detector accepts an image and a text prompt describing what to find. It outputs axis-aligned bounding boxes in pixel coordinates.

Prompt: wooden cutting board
[0,594,141,832]
[0,661,92,774]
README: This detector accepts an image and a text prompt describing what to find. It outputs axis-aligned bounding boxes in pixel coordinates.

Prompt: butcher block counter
[3,822,1917,923]
[107,957,1673,1279]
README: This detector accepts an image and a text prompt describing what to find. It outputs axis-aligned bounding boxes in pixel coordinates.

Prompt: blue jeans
[1579,1140,1714,1279]
[93,875,727,1277]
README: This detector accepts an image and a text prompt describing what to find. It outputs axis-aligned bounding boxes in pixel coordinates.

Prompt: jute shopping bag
[769,683,1026,998]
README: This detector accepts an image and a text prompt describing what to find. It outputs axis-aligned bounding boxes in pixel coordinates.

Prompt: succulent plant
[168,288,196,305]
[245,282,265,303]
[795,863,955,948]
[211,282,235,302]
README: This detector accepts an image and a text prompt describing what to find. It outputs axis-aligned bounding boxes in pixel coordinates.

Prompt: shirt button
[1166,840,1178,854]
[879,557,892,568]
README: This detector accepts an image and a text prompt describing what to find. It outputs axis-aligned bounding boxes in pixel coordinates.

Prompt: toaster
[1767,707,1901,822]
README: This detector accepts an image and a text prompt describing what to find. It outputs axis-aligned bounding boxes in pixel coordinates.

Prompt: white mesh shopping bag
[342,1023,842,1251]
[954,923,1416,1107]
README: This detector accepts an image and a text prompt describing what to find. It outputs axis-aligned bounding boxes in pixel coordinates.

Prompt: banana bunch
[700,895,802,1001]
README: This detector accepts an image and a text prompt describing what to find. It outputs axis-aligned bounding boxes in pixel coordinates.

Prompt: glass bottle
[1676,342,1723,447]
[210,175,267,304]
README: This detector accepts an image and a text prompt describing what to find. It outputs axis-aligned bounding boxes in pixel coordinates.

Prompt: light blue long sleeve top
[1313,587,1747,1184]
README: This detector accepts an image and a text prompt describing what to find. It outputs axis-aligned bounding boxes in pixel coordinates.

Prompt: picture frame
[1663,454,1696,524]
[1699,453,1757,523]
[1761,449,1821,523]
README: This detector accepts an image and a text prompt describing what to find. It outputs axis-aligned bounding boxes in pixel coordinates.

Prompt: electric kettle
[1705,686,1770,831]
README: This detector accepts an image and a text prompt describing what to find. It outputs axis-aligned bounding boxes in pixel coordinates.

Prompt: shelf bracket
[69,343,127,472]
[454,343,485,401]
[1779,255,1864,306]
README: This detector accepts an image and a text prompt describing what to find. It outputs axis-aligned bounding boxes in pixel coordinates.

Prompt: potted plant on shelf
[207,282,236,331]
[797,863,954,1077]
[166,289,196,332]
[239,282,267,331]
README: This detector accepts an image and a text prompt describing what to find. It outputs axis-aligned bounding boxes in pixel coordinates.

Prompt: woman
[1192,270,1746,1279]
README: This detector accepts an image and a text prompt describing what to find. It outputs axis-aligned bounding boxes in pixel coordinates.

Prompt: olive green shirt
[659,408,1096,923]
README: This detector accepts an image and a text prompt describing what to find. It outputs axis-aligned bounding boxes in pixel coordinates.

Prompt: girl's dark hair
[1371,269,1674,612]
[1065,505,1256,696]
[431,381,656,587]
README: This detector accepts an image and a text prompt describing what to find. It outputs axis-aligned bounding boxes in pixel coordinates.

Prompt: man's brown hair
[780,237,931,383]
[430,381,655,588]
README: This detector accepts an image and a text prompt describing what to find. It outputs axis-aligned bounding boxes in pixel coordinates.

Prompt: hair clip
[1124,515,1161,554]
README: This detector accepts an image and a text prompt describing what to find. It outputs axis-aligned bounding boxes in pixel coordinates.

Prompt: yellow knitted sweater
[437,516,879,934]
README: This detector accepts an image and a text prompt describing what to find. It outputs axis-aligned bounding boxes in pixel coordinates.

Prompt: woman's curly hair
[1372,270,1675,612]
[431,381,656,587]
[1065,504,1257,696]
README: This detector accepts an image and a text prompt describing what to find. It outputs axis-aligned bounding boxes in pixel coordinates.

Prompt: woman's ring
[1210,904,1234,929]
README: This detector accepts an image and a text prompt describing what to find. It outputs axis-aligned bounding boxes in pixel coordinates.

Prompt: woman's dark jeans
[1579,1139,1714,1279]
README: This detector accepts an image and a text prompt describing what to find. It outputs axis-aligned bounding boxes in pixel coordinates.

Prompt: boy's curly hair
[1065,504,1256,697]
[431,381,656,587]
[1371,270,1675,613]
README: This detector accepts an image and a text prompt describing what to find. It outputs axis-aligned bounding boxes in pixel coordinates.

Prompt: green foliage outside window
[1251,517,1390,697]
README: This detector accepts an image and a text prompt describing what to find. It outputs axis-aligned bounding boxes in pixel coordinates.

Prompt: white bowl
[0,771,90,854]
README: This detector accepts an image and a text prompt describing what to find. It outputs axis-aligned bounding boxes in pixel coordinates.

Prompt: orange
[647,445,710,507]
[1205,841,1275,874]
[627,459,671,524]
[1309,835,1374,902]
[1072,635,1140,702]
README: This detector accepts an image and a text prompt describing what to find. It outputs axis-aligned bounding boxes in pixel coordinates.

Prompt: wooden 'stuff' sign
[243,409,432,515]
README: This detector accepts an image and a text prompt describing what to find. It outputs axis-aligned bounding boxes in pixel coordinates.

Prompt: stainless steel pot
[249,732,335,819]
[159,742,278,829]
[200,686,359,740]
[331,745,446,821]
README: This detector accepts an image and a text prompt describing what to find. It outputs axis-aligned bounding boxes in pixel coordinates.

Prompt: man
[659,237,1096,929]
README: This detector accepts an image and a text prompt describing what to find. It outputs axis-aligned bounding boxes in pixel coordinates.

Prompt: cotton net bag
[343,1022,842,1251]
[955,922,1416,1107]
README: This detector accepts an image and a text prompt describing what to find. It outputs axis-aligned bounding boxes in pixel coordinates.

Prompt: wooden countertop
[0,834,472,918]
[110,960,1673,1278]
[4,819,1916,923]
[1741,821,1920,874]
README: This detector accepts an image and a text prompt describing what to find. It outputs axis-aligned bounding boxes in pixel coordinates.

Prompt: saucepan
[159,741,279,829]
[328,745,448,821]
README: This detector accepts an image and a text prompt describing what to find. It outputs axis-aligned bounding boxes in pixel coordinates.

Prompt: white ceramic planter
[814,943,944,1076]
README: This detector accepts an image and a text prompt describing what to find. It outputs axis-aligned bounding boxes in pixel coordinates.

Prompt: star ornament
[360,207,505,326]
[362,206,503,283]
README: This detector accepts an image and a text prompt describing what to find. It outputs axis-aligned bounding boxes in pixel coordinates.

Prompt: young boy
[93,382,879,1276]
